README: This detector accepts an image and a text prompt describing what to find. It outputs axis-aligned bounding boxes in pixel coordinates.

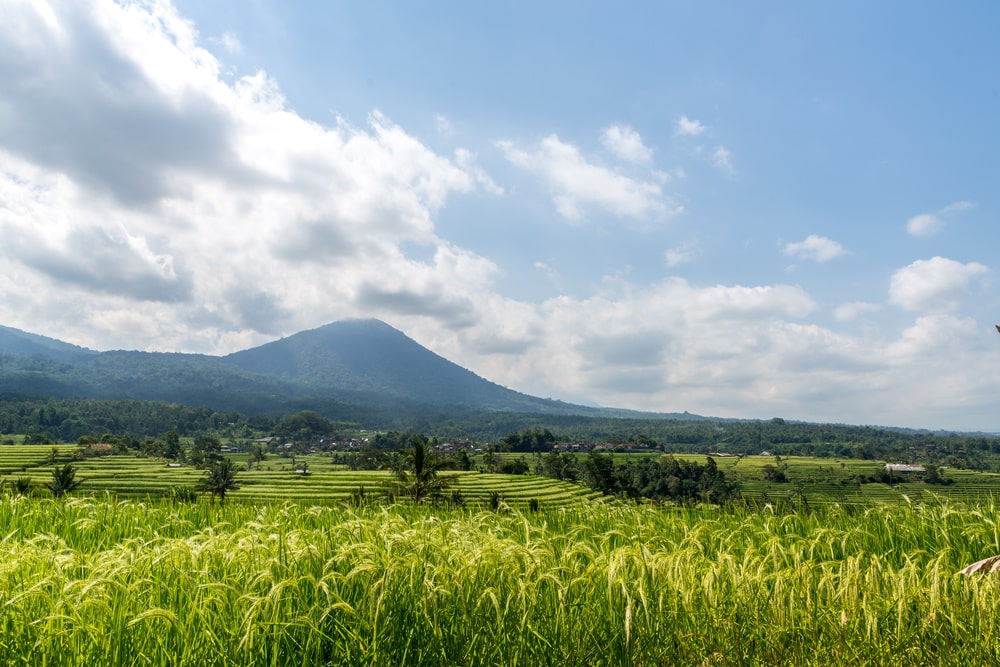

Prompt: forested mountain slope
[0,319,622,420]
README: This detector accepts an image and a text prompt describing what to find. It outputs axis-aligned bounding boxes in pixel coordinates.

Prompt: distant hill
[223,319,576,412]
[0,325,96,362]
[0,319,686,423]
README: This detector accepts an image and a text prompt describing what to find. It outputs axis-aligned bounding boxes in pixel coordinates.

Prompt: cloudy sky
[2,1,999,430]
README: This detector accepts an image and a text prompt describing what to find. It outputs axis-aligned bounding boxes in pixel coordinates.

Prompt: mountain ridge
[0,319,687,422]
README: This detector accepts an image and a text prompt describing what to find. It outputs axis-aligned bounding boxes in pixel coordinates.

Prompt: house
[885,464,925,474]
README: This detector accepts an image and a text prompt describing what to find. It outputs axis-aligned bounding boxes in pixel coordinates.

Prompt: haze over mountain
[0,319,674,422]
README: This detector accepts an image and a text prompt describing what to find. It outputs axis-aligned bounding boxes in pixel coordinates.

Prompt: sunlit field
[3,495,1000,665]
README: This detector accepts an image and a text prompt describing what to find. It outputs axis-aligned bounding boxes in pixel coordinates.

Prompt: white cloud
[783,235,848,263]
[454,148,504,195]
[498,134,677,221]
[0,0,498,351]
[711,146,735,175]
[889,257,990,312]
[664,241,699,268]
[600,125,653,163]
[214,32,243,55]
[3,1,1000,431]
[675,115,707,137]
[906,200,974,237]
[436,114,453,136]
[834,301,881,322]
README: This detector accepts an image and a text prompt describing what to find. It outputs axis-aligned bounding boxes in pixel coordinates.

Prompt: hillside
[0,319,627,422]
[223,319,578,412]
[0,325,96,362]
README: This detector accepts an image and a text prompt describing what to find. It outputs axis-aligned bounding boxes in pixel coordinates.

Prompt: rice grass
[1,495,1000,665]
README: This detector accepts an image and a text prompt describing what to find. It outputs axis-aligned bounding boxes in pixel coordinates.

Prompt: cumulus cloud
[600,125,653,163]
[0,0,497,352]
[889,257,990,312]
[498,134,677,221]
[783,235,848,263]
[906,200,974,237]
[3,1,999,430]
[834,301,881,322]
[675,115,707,137]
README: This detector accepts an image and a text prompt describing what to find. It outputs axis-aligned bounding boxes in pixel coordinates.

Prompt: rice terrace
[5,419,1000,665]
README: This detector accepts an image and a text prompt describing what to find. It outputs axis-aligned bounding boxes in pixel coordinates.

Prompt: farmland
[0,445,602,507]
[5,445,1000,508]
[4,495,1000,665]
[6,445,1000,664]
[6,444,1000,508]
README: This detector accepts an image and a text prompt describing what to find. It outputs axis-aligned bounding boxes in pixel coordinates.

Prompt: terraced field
[679,454,1000,506]
[0,446,600,507]
[6,445,1000,508]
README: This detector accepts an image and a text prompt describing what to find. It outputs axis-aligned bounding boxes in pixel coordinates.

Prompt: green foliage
[581,451,739,503]
[761,463,788,482]
[10,476,33,496]
[166,485,199,503]
[274,410,334,441]
[248,444,267,469]
[502,427,556,452]
[395,435,451,503]
[498,456,530,475]
[543,451,579,481]
[195,458,240,503]
[162,430,182,459]
[46,464,82,497]
[451,448,472,471]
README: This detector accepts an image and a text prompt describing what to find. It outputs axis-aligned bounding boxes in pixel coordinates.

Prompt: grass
[3,496,1000,664]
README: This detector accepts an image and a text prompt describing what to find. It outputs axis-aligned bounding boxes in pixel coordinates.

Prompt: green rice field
[3,496,1000,665]
[6,446,1000,509]
[0,445,601,507]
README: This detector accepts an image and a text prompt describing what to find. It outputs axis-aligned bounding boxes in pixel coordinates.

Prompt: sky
[1,1,999,431]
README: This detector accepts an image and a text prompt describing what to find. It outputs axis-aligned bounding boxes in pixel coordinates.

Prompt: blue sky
[1,1,999,430]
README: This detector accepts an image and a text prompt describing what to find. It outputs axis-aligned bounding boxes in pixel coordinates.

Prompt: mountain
[0,325,96,362]
[223,319,571,412]
[0,319,623,421]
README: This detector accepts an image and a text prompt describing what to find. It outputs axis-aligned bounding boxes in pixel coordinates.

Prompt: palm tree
[249,444,267,470]
[196,458,240,503]
[47,464,82,498]
[396,436,451,503]
[11,477,33,496]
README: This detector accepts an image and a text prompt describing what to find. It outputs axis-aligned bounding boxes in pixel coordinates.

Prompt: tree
[193,435,222,460]
[249,444,267,470]
[499,457,530,475]
[503,427,557,452]
[275,410,333,442]
[47,464,82,498]
[583,451,618,495]
[452,448,472,471]
[196,458,240,503]
[396,435,451,503]
[162,431,182,460]
[543,451,579,481]
[761,464,787,483]
[11,477,33,496]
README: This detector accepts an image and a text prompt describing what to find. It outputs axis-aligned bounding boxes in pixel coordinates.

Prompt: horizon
[1,2,999,431]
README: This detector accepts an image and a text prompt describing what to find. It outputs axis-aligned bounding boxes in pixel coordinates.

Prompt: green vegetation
[2,496,1000,665]
[46,463,82,497]
[395,435,452,503]
[195,458,241,503]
